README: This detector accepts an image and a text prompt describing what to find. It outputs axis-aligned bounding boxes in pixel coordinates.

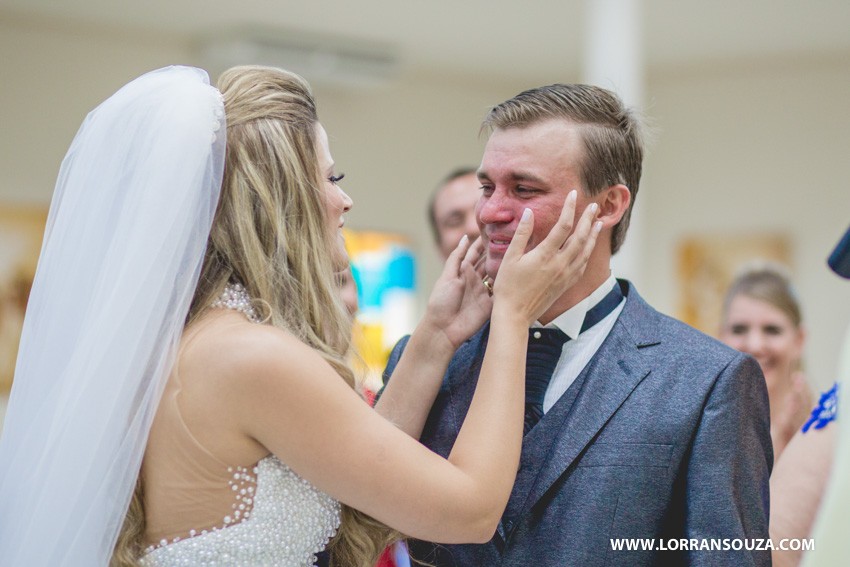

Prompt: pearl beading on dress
[141,456,341,567]
[210,283,260,323]
[226,465,256,525]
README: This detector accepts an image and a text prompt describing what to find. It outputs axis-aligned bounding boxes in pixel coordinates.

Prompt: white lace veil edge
[0,66,226,566]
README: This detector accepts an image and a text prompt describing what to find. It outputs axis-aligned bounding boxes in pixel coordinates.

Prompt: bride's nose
[340,188,353,212]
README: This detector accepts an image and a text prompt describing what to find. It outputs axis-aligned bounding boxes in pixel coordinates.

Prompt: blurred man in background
[428,167,480,259]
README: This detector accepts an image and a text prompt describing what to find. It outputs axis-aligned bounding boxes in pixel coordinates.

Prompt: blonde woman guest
[720,262,813,459]
[336,265,360,319]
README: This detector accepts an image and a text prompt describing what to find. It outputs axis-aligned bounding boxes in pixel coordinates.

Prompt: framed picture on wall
[677,232,791,337]
[0,205,48,395]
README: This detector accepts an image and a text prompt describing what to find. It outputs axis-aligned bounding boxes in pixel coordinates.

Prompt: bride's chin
[331,249,350,272]
[331,233,349,271]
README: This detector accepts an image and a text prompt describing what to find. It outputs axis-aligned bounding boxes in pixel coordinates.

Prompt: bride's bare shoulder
[168,310,332,459]
[179,310,323,388]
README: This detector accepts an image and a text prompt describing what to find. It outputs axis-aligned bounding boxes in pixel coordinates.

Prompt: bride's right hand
[492,190,601,325]
[420,235,493,351]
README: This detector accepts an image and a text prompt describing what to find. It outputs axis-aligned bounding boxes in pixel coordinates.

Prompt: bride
[0,64,599,566]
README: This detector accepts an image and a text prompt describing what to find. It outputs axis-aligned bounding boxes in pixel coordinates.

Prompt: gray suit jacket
[383,281,772,566]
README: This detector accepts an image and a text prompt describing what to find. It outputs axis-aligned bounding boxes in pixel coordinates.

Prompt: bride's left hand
[422,235,493,350]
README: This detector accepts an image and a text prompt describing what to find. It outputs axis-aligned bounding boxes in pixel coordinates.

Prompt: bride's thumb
[504,208,534,261]
[441,234,470,277]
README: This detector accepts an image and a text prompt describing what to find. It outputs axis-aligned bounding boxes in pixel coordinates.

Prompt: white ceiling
[3,0,850,85]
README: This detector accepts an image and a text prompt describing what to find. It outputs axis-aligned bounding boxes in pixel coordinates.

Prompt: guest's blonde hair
[722,260,802,328]
[111,65,399,567]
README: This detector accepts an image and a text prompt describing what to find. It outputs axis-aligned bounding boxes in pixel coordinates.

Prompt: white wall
[644,55,850,391]
[2,13,848,417]
[0,14,193,205]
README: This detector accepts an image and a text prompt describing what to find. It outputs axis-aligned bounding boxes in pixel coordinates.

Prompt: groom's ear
[594,184,631,230]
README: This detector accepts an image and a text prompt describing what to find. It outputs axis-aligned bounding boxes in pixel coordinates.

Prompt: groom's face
[475,118,594,278]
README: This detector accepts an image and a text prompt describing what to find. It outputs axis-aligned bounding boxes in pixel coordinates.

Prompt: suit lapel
[511,284,658,521]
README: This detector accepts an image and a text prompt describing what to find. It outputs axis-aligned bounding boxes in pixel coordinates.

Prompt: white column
[582,0,645,286]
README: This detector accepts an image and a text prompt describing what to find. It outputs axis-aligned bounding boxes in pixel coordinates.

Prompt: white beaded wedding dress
[141,456,340,567]
[140,285,341,567]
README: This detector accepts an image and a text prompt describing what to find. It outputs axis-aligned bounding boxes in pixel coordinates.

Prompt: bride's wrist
[410,319,458,358]
[490,302,532,332]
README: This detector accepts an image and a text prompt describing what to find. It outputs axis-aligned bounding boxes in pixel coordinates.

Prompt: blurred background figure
[428,167,480,260]
[335,263,372,400]
[337,265,360,318]
[719,262,813,460]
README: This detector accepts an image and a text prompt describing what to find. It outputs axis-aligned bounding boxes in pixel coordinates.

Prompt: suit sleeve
[379,334,411,390]
[684,352,773,567]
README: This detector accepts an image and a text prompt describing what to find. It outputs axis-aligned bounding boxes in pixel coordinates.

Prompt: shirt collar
[533,274,618,339]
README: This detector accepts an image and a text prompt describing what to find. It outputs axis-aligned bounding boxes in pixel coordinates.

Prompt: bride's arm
[225,194,599,542]
[375,235,492,439]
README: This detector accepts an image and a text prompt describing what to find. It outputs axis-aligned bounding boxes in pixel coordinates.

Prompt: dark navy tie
[524,328,569,434]
[523,283,624,434]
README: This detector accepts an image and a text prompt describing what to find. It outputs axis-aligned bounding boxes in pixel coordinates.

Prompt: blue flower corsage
[802,382,838,433]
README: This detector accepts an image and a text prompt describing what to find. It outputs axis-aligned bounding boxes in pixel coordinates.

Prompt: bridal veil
[0,66,226,565]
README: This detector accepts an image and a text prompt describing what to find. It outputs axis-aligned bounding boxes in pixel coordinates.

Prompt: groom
[385,84,772,566]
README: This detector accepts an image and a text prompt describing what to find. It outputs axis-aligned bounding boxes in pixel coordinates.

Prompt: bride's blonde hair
[111,65,399,567]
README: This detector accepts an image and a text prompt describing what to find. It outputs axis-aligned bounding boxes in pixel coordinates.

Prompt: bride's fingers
[461,239,487,289]
[502,207,534,263]
[441,234,471,279]
[462,239,491,290]
[474,256,488,280]
[559,200,600,263]
[569,220,602,271]
[471,250,491,294]
[461,235,485,272]
[537,190,579,254]
[473,243,487,271]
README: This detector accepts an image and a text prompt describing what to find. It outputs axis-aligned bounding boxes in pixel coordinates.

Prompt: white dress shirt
[532,275,625,413]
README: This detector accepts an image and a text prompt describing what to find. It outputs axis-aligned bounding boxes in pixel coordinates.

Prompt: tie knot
[526,328,569,385]
[528,328,570,349]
